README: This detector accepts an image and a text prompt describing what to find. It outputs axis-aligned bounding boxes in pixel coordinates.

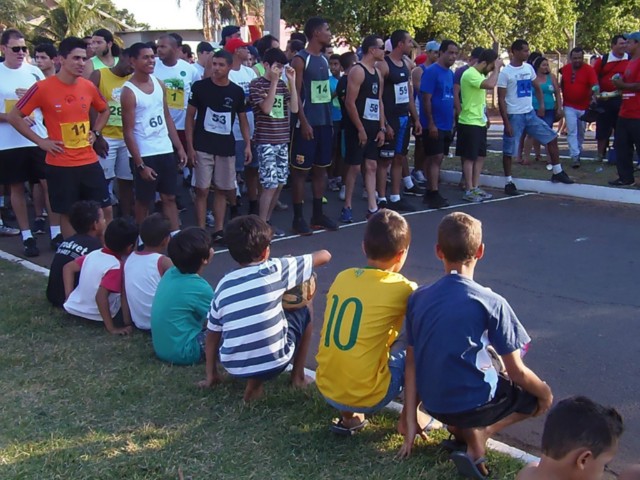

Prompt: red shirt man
[593,35,629,94]
[560,57,598,111]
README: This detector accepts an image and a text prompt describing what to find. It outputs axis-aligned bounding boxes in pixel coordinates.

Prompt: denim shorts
[503,110,557,156]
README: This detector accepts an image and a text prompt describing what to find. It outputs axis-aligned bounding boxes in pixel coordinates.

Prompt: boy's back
[125,251,164,330]
[316,267,416,407]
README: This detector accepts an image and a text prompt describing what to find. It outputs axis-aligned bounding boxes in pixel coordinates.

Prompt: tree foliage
[575,0,640,51]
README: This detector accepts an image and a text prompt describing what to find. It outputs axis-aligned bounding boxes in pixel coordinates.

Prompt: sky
[112,0,202,30]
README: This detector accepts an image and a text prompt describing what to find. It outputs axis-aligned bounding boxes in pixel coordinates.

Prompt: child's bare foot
[243,379,265,403]
[340,412,366,429]
[291,374,314,389]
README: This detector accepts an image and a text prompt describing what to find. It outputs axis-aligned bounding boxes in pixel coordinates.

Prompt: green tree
[575,0,640,51]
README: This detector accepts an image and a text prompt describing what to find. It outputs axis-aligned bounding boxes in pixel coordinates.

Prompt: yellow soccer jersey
[315,267,417,408]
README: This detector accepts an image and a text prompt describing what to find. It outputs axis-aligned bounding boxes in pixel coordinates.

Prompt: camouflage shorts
[256,143,289,189]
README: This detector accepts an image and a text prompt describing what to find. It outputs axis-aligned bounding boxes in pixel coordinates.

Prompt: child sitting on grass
[199,215,331,402]
[63,218,138,335]
[516,396,623,480]
[151,227,214,365]
[47,201,105,307]
[399,212,553,480]
[316,210,441,436]
[124,213,173,331]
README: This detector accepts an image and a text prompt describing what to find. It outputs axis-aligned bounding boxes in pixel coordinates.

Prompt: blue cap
[426,40,441,52]
[624,31,640,42]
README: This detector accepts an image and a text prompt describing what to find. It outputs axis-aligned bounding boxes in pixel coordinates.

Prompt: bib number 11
[323,295,362,351]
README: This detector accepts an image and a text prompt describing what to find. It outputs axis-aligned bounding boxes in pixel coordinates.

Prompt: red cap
[415,53,427,65]
[224,37,251,53]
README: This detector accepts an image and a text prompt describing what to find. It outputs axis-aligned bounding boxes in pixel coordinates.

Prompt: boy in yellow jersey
[316,209,442,435]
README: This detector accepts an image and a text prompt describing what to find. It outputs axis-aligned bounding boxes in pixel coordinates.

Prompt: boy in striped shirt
[199,215,331,402]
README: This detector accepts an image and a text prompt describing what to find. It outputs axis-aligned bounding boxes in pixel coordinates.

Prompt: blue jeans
[503,110,557,156]
[564,106,586,158]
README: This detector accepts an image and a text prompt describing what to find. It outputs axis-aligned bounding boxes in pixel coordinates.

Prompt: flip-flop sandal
[329,418,369,436]
[450,451,489,479]
[439,437,467,453]
[421,416,444,434]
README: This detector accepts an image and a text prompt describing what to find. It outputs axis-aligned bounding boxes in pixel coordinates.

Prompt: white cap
[384,39,392,52]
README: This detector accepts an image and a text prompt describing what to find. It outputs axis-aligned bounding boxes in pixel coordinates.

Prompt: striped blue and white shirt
[207,255,313,377]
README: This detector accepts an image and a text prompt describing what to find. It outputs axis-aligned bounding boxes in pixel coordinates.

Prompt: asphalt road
[1,177,638,473]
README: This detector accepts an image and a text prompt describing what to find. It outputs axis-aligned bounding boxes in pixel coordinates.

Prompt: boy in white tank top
[121,42,188,234]
[123,213,173,330]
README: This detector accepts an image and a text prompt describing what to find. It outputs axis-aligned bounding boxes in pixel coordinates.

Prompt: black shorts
[46,162,110,215]
[427,375,538,429]
[595,96,622,141]
[344,123,380,165]
[0,147,46,184]
[387,115,411,155]
[455,124,488,161]
[423,129,453,156]
[290,125,333,170]
[131,153,178,204]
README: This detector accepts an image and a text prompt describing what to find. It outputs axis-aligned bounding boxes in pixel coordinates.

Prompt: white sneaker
[206,210,215,227]
[473,187,493,200]
[0,223,20,236]
[411,169,427,185]
[463,190,483,203]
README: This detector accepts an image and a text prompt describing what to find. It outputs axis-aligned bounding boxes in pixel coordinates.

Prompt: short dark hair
[363,210,411,261]
[470,46,484,59]
[439,39,458,53]
[570,46,584,57]
[256,34,279,57]
[329,53,340,62]
[511,39,529,52]
[263,47,287,66]
[168,227,211,274]
[611,34,625,46]
[362,35,382,55]
[220,25,241,45]
[181,44,192,55]
[139,213,171,247]
[129,42,153,59]
[213,49,233,65]
[225,216,272,265]
[197,41,214,53]
[104,217,138,254]
[158,34,179,48]
[35,43,57,59]
[169,32,183,46]
[390,30,409,49]
[542,396,624,460]
[58,37,87,58]
[290,32,307,44]
[478,49,498,65]
[92,28,120,56]
[145,41,157,55]
[437,212,482,264]
[1,28,24,46]
[304,17,327,41]
[289,39,304,54]
[339,51,357,70]
[68,201,101,235]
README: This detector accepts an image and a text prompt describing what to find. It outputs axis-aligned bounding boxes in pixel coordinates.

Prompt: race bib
[394,82,409,104]
[107,100,122,127]
[166,89,185,110]
[60,121,90,149]
[143,114,165,137]
[363,98,380,121]
[311,80,331,104]
[516,79,532,98]
[203,108,231,135]
[270,94,285,119]
[4,99,17,113]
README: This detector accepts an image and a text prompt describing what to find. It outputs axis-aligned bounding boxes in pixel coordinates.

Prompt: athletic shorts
[423,129,453,156]
[99,138,132,181]
[0,146,46,184]
[595,96,622,141]
[193,151,236,190]
[131,153,178,203]
[257,143,289,189]
[332,120,343,155]
[427,375,538,429]
[45,162,110,214]
[234,139,258,172]
[344,124,380,165]
[290,125,333,170]
[503,110,557,156]
[176,130,189,153]
[247,307,311,381]
[455,124,488,161]
[387,115,411,155]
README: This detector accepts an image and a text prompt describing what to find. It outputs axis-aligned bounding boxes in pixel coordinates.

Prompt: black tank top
[382,56,411,117]
[295,49,332,127]
[355,63,381,129]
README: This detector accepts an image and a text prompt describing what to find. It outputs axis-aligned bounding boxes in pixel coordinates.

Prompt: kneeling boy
[400,212,553,479]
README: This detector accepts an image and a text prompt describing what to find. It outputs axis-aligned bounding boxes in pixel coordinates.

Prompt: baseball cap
[426,40,440,52]
[221,25,241,42]
[624,31,640,42]
[384,38,393,52]
[196,41,214,53]
[224,37,251,53]
[415,53,427,65]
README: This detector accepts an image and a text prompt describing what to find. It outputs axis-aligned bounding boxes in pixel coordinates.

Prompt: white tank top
[123,75,173,157]
[124,251,163,330]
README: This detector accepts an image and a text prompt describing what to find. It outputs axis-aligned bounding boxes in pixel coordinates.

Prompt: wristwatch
[92,130,102,138]
[379,127,387,134]
[136,163,146,171]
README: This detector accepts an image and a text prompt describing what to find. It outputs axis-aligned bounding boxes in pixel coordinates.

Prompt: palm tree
[177,0,264,42]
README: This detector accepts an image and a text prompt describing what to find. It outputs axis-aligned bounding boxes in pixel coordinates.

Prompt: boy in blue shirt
[399,212,553,479]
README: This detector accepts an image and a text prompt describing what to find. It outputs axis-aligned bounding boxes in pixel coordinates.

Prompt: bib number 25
[323,295,362,351]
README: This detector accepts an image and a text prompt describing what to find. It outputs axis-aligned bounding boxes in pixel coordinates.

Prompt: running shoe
[339,207,353,224]
[50,233,64,251]
[473,187,493,200]
[365,208,380,220]
[205,210,215,228]
[463,190,483,203]
[211,230,226,246]
[504,182,521,196]
[32,217,46,235]
[423,191,449,209]
[311,214,339,231]
[551,171,575,184]
[388,197,415,212]
[377,199,388,209]
[411,169,427,186]
[571,157,581,169]
[403,184,425,196]
[0,223,20,236]
[292,217,313,236]
[23,237,39,257]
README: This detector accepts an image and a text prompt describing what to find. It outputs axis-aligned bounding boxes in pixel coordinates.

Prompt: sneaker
[205,210,215,228]
[267,222,286,238]
[504,182,521,196]
[32,217,46,235]
[608,178,634,186]
[377,199,388,209]
[23,237,39,257]
[571,157,581,169]
[0,223,20,236]
[339,185,346,201]
[339,207,353,224]
[365,208,380,220]
[423,191,449,209]
[411,169,427,185]
[211,230,226,246]
[473,187,493,200]
[403,184,425,196]
[388,197,416,212]
[41,209,48,218]
[292,217,313,236]
[551,171,575,184]
[50,233,64,251]
[463,190,483,203]
[310,214,339,231]
[328,178,341,192]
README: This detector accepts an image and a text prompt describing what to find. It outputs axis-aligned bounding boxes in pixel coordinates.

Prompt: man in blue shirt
[420,40,458,209]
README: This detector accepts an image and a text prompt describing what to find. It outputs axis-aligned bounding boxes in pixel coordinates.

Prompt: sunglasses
[10,46,29,53]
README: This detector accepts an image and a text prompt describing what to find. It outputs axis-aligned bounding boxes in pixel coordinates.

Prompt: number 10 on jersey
[323,295,362,351]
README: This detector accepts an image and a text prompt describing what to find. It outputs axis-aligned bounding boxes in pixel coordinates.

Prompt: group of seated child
[47,204,638,479]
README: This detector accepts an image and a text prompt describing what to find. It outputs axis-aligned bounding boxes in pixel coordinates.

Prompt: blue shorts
[503,110,557,156]
[388,115,411,155]
[290,125,333,170]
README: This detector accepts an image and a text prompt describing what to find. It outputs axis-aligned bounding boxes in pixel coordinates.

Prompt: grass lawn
[0,260,526,479]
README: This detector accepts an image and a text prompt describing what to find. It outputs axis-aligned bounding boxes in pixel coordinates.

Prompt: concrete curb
[441,170,640,205]
[0,249,50,277]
